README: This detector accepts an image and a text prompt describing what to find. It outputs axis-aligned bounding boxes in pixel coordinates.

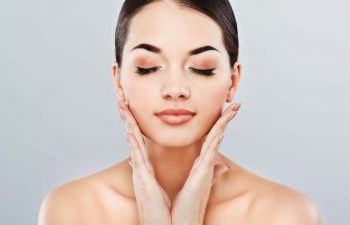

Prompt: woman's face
[114,1,240,147]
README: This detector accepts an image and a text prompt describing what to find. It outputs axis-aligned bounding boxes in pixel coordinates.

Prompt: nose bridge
[160,63,190,99]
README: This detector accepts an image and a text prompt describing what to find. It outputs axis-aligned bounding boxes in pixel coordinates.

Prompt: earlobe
[226,91,234,102]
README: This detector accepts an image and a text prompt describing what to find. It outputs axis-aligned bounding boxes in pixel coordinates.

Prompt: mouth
[155,108,196,125]
[155,114,195,125]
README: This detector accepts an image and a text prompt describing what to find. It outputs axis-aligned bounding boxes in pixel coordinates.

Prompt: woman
[39,0,321,224]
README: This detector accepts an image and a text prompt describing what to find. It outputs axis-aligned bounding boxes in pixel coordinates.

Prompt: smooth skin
[38,1,322,225]
[120,99,240,225]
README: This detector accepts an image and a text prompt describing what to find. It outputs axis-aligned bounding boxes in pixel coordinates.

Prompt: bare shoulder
[38,158,131,225]
[241,167,322,225]
[268,187,322,225]
[38,177,92,225]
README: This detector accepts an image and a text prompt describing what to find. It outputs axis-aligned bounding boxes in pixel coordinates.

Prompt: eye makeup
[132,54,218,76]
[134,66,215,76]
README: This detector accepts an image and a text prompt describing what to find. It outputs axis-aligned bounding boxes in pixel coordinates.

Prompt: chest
[89,197,252,225]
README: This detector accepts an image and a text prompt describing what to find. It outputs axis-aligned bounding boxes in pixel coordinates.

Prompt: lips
[155,108,196,125]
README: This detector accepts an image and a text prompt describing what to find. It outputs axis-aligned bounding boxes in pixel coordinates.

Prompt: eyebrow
[130,43,220,56]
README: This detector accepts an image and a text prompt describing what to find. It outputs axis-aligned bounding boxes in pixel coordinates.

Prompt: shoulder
[220,158,321,224]
[271,186,321,224]
[248,175,321,225]
[38,178,88,225]
[38,159,131,225]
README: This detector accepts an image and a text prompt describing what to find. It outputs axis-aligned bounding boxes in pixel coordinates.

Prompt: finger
[208,102,240,144]
[119,101,153,172]
[119,101,142,140]
[189,156,201,174]
[128,158,133,168]
[211,164,229,185]
[129,158,169,209]
[191,133,223,173]
[119,102,146,150]
[199,103,240,162]
[213,164,229,178]
[126,132,149,173]
[201,103,240,154]
[202,133,224,168]
[125,130,154,174]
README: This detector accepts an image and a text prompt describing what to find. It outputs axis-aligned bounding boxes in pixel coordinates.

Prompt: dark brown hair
[115,0,239,68]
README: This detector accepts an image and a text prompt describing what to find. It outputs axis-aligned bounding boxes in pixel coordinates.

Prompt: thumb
[212,164,229,185]
[189,156,201,175]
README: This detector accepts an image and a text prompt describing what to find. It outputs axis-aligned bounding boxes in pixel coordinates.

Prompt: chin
[155,133,203,148]
[140,130,192,147]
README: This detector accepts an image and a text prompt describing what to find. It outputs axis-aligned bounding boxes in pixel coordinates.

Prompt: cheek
[123,79,156,133]
[122,76,229,146]
[196,82,228,133]
[198,79,228,112]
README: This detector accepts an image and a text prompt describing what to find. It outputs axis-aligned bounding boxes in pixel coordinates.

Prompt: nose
[161,86,190,100]
[160,69,190,101]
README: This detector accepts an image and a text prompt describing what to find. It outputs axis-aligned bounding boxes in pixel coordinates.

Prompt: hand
[118,99,241,225]
[118,100,172,225]
[170,102,241,225]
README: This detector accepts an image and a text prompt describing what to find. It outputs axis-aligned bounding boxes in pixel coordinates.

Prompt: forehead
[123,1,225,57]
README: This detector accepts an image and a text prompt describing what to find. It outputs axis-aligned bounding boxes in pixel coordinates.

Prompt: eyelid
[135,66,216,76]
[189,67,216,76]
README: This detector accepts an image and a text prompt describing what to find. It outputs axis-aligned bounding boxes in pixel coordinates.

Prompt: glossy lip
[155,108,196,125]
[155,108,195,116]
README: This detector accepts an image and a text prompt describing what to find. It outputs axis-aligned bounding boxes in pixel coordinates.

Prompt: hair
[115,0,239,68]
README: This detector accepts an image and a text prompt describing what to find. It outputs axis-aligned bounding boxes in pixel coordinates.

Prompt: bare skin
[39,1,321,224]
[39,100,321,224]
[38,155,321,225]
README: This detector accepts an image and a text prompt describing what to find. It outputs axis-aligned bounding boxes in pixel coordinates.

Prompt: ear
[226,61,242,103]
[112,62,127,103]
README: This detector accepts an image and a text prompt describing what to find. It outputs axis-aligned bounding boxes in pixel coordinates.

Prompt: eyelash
[135,67,215,76]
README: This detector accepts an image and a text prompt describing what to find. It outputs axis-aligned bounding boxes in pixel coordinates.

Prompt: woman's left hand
[170,102,241,225]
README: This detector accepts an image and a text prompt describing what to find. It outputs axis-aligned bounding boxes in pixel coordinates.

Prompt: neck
[142,134,220,202]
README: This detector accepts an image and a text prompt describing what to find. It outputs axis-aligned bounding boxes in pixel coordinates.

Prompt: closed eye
[135,67,215,76]
[189,67,215,76]
[135,67,160,75]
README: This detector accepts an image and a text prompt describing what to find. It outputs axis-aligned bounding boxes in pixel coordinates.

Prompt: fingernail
[119,109,125,120]
[236,102,242,110]
[125,132,130,143]
[128,159,133,168]
[222,166,229,173]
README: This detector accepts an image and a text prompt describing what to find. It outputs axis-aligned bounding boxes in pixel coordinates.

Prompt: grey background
[1,0,349,224]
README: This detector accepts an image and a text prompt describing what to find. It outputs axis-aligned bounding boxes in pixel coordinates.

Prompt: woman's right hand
[119,100,172,225]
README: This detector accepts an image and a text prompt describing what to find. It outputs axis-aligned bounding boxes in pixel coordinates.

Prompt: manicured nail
[236,102,242,110]
[119,109,125,120]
